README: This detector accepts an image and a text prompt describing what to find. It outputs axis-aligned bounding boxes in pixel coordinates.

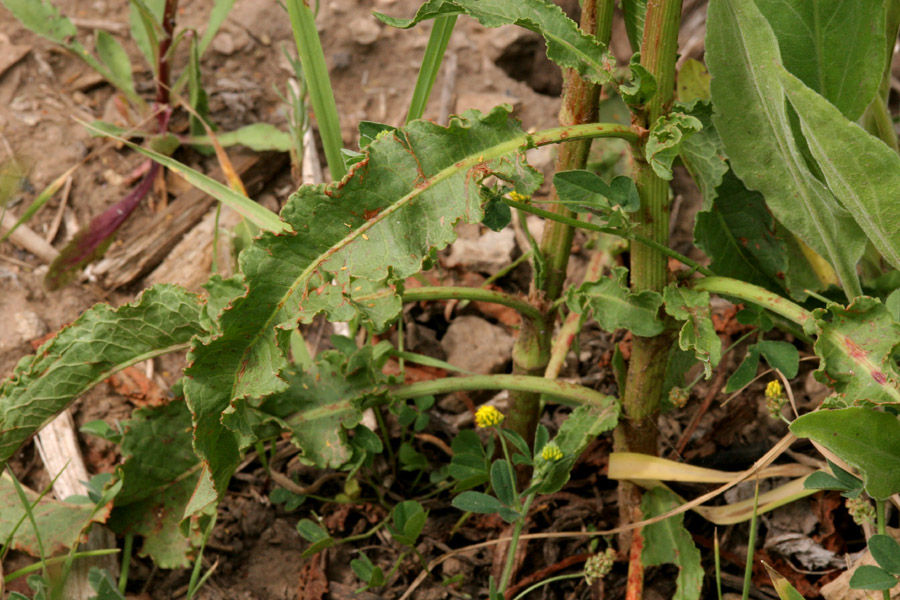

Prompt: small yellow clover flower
[765,379,787,418]
[508,191,531,203]
[541,443,563,462]
[474,405,505,428]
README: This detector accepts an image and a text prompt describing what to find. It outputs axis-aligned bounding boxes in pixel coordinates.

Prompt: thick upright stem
[616,0,682,586]
[506,0,614,448]
[618,0,683,451]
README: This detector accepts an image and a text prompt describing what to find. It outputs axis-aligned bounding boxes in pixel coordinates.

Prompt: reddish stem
[155,0,178,130]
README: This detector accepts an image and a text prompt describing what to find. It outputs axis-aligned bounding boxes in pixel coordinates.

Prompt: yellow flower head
[508,191,531,203]
[474,405,505,428]
[541,443,563,462]
[765,380,784,400]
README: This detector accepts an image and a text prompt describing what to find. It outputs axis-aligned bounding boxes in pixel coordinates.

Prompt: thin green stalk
[741,481,760,600]
[502,197,713,276]
[512,572,585,600]
[10,474,48,582]
[392,374,616,408]
[285,0,346,181]
[456,250,533,311]
[373,406,397,478]
[406,15,458,123]
[714,528,723,600]
[877,499,890,600]
[118,533,133,594]
[498,494,536,593]
[2,549,120,584]
[186,516,215,599]
[401,286,544,324]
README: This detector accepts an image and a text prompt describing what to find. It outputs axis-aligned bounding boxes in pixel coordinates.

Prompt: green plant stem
[285,0,346,181]
[616,1,682,594]
[531,123,640,146]
[401,286,544,324]
[507,0,618,449]
[545,243,611,379]
[187,516,215,598]
[877,498,890,600]
[118,533,133,593]
[741,481,760,600]
[498,494,536,594]
[392,374,616,408]
[714,528,723,600]
[512,572,585,600]
[457,250,533,311]
[406,15,458,123]
[2,549,120,584]
[503,198,713,276]
[691,277,811,327]
[373,406,397,478]
[619,0,684,451]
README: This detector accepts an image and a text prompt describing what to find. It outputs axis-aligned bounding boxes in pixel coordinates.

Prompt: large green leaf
[706,0,866,298]
[0,474,103,556]
[810,297,900,407]
[0,285,205,467]
[694,170,790,295]
[663,285,722,378]
[108,401,203,569]
[779,67,900,272]
[753,0,885,120]
[183,107,542,516]
[375,0,614,85]
[566,266,665,337]
[790,407,900,500]
[641,487,704,600]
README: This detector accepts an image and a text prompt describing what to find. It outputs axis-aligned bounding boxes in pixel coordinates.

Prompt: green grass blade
[0,165,76,243]
[80,120,287,232]
[405,15,457,123]
[285,0,346,181]
[714,528,723,600]
[9,473,48,581]
[741,481,760,600]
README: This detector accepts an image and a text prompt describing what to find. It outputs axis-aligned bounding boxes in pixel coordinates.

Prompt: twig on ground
[45,175,72,244]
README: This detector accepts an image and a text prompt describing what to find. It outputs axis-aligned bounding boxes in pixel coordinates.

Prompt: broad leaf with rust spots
[811,297,900,407]
[183,106,542,518]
